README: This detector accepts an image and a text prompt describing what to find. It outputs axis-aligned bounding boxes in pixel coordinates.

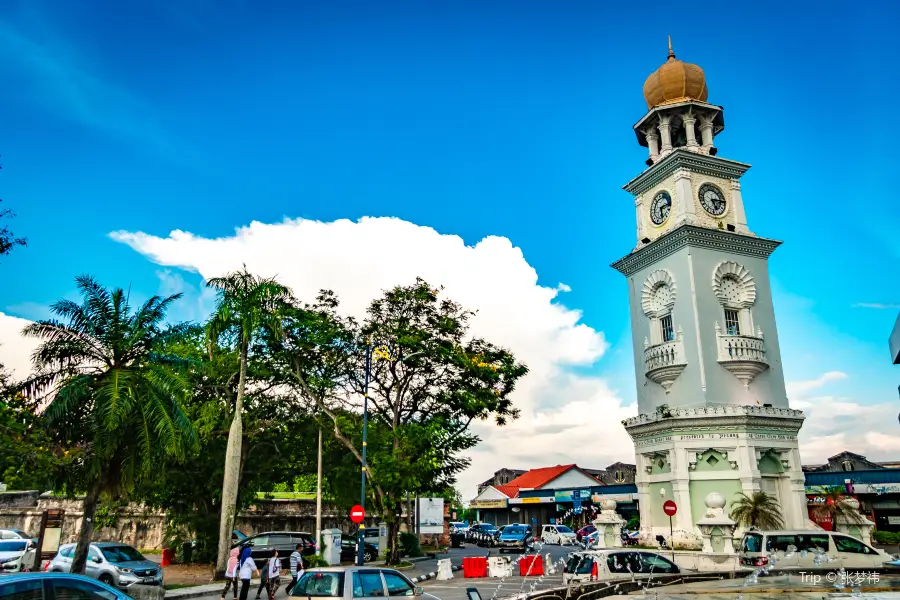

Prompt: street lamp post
[357,344,423,566]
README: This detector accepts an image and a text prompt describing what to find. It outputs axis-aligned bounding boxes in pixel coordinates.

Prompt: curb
[410,564,463,583]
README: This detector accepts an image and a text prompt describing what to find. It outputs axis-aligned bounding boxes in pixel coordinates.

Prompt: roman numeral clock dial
[650,191,672,225]
[699,183,727,216]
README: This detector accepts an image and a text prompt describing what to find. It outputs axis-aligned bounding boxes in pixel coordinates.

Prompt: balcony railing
[715,322,769,386]
[644,327,686,393]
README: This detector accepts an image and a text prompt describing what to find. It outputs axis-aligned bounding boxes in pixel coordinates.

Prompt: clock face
[698,183,726,216]
[650,191,672,225]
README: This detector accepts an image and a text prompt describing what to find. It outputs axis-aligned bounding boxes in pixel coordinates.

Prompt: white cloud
[853,303,900,310]
[786,371,847,397]
[110,216,633,496]
[0,311,40,381]
[788,373,899,466]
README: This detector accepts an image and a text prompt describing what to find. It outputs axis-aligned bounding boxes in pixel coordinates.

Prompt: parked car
[541,524,577,545]
[0,539,37,572]
[361,528,381,548]
[0,530,33,541]
[289,567,437,600]
[739,530,893,570]
[339,539,378,563]
[449,522,469,535]
[494,525,534,554]
[576,524,596,541]
[0,573,133,600]
[563,550,686,584]
[232,531,317,566]
[48,542,163,589]
[580,530,599,550]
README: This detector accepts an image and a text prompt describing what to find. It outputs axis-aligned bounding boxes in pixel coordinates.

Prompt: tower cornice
[623,149,751,196]
[611,224,782,277]
[622,404,806,438]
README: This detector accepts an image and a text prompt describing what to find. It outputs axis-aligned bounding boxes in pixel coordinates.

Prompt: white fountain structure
[694,492,737,553]
[591,499,626,549]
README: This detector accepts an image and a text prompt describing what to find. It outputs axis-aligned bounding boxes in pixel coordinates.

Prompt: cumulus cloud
[788,373,898,466]
[0,311,40,380]
[111,216,634,496]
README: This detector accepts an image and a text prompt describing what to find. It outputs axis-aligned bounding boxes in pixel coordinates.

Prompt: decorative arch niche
[712,261,757,308]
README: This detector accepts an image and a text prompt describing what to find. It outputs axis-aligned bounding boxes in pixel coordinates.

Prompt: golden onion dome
[642,36,708,110]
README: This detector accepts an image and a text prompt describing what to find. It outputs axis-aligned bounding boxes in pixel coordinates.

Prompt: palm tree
[811,485,864,526]
[206,267,292,573]
[22,275,195,575]
[729,491,785,530]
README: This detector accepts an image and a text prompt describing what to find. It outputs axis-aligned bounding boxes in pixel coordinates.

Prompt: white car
[0,539,37,572]
[541,524,577,545]
[450,522,469,535]
[0,530,33,540]
[563,549,687,584]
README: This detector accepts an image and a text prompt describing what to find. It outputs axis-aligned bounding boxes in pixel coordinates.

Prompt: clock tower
[611,38,810,545]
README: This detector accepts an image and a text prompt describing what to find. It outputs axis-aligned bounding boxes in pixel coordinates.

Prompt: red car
[575,524,596,541]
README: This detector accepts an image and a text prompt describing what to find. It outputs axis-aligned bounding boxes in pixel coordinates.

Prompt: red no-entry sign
[663,500,677,517]
[350,505,366,524]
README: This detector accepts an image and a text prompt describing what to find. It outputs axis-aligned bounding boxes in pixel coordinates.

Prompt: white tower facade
[611,40,809,545]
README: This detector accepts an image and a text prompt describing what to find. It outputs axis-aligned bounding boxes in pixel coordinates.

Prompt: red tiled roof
[494,485,520,498]
[506,464,578,490]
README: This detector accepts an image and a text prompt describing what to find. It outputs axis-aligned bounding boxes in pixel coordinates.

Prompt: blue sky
[1,0,899,478]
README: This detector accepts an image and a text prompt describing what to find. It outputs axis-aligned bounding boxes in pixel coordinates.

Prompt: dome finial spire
[667,35,675,59]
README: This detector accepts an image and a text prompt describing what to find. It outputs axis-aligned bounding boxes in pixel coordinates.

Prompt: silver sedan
[289,567,438,600]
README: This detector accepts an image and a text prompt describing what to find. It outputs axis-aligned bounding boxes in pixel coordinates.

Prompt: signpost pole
[668,515,674,560]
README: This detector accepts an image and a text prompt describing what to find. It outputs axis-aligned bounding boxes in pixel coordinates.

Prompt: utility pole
[315,427,323,549]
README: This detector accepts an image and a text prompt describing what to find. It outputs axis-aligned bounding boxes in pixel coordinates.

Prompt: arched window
[712,261,758,337]
[641,270,678,344]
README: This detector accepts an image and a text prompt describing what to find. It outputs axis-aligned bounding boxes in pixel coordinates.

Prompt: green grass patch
[256,492,317,500]
[140,548,162,555]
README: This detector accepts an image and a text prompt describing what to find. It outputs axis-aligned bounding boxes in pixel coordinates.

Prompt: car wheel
[98,574,115,586]
[364,551,375,562]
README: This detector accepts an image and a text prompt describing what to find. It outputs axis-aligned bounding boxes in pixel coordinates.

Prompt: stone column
[698,115,714,150]
[658,115,673,154]
[673,168,694,223]
[635,196,645,245]
[645,129,660,162]
[636,481,652,539]
[729,179,749,233]
[682,114,699,148]
[671,477,693,539]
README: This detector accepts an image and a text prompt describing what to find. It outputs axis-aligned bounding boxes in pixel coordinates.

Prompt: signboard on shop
[554,489,592,503]
[509,496,554,504]
[470,499,508,509]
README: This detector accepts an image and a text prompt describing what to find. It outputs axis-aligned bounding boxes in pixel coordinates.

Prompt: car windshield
[11,530,29,538]
[504,527,526,535]
[291,572,343,597]
[100,546,145,563]
[0,541,27,552]
[557,526,573,533]
[481,525,497,532]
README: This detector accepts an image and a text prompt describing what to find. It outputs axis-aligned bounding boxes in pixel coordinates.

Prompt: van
[739,530,892,570]
[562,549,684,584]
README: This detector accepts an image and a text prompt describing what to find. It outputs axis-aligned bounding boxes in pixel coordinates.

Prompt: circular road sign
[350,505,366,524]
[663,500,677,517]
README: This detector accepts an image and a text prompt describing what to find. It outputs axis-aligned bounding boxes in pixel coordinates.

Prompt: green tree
[0,365,75,491]
[729,491,785,530]
[206,267,292,572]
[810,485,865,526]
[279,279,527,564]
[1,158,27,261]
[22,275,196,575]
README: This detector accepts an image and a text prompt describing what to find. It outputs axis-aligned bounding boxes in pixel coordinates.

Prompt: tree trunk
[215,343,248,574]
[386,504,401,566]
[71,483,102,575]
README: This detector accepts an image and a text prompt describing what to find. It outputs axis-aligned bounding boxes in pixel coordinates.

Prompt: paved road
[183,544,581,600]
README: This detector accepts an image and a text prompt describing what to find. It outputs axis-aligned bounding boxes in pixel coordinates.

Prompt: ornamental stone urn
[834,496,875,546]
[695,492,737,553]
[591,499,626,549]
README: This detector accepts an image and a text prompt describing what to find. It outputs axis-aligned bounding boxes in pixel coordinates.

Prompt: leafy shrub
[626,515,640,531]
[873,530,900,545]
[304,554,330,568]
[399,532,423,558]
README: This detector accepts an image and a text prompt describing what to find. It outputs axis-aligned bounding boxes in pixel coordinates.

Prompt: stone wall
[0,492,381,549]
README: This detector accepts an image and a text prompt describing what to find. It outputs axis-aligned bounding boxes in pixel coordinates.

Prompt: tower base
[624,404,807,548]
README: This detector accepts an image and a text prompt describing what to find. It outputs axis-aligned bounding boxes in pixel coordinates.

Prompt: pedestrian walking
[238,546,259,600]
[220,547,240,600]
[255,556,270,600]
[266,550,283,599]
[286,544,304,596]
